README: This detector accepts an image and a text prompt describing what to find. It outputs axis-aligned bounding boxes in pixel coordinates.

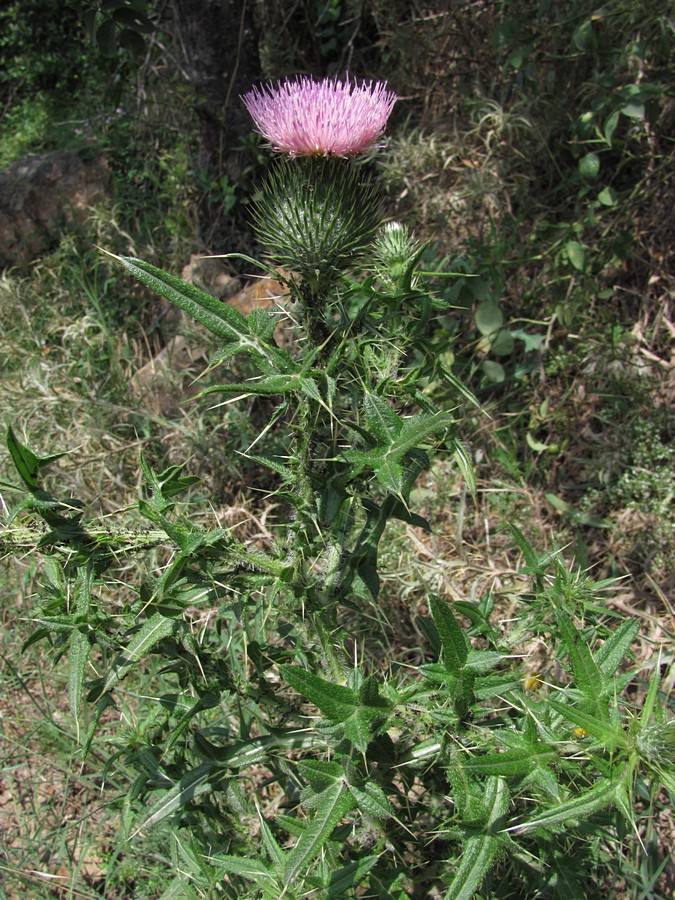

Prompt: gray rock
[0,150,111,268]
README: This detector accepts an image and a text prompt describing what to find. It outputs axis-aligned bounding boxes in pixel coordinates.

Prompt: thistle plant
[1,75,673,897]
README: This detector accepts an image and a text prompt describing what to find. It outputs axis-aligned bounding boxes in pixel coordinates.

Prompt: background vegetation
[0,1,673,897]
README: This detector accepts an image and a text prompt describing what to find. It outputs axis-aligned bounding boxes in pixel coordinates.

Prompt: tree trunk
[170,0,262,246]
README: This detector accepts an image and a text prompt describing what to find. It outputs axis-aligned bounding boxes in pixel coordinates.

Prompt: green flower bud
[373,221,421,289]
[252,157,382,291]
[636,720,675,764]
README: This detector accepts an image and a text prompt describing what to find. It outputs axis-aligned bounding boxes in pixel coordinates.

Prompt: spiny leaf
[132,763,215,834]
[283,782,354,882]
[194,728,316,767]
[327,856,379,897]
[429,594,468,675]
[281,666,358,720]
[507,777,619,834]
[363,392,402,444]
[105,252,294,374]
[69,566,93,735]
[213,854,273,880]
[6,426,66,490]
[201,374,305,396]
[103,612,179,694]
[507,522,548,576]
[594,617,639,677]
[444,777,510,900]
[549,699,626,750]
[461,747,557,777]
[557,613,606,701]
[347,781,393,820]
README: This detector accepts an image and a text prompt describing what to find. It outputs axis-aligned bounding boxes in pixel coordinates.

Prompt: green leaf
[157,877,200,900]
[281,668,390,751]
[283,782,354,882]
[106,253,294,374]
[640,666,661,727]
[347,781,393,820]
[194,728,316,767]
[622,100,645,119]
[132,763,214,833]
[507,523,547,577]
[118,29,146,54]
[598,186,618,206]
[213,855,273,880]
[258,814,285,868]
[96,19,118,55]
[81,693,116,758]
[491,329,515,356]
[139,453,200,503]
[68,566,93,734]
[472,672,522,700]
[345,411,453,494]
[363,392,402,443]
[578,152,600,180]
[462,747,557,777]
[297,759,344,794]
[6,426,66,490]
[444,777,509,900]
[475,301,503,336]
[557,613,606,701]
[565,240,586,272]
[429,595,468,675]
[327,856,379,897]
[450,437,476,499]
[482,359,505,383]
[603,110,620,145]
[549,700,626,749]
[593,617,639,677]
[572,19,596,52]
[202,374,304,396]
[439,363,482,409]
[281,666,358,720]
[103,612,178,694]
[507,777,618,834]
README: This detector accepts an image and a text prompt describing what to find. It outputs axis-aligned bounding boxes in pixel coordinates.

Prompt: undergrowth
[0,1,673,897]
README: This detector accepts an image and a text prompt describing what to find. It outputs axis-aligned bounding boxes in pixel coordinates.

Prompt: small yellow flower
[523,672,543,692]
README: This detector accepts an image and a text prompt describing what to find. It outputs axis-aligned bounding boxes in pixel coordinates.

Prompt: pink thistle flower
[241,75,397,157]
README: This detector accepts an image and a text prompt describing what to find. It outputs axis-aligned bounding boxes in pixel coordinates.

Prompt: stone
[0,150,111,268]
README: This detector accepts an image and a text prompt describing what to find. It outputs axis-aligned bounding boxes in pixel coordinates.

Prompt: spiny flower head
[252,158,382,289]
[242,75,397,157]
[373,221,422,290]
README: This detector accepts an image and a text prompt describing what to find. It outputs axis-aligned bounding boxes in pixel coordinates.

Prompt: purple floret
[242,75,397,157]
